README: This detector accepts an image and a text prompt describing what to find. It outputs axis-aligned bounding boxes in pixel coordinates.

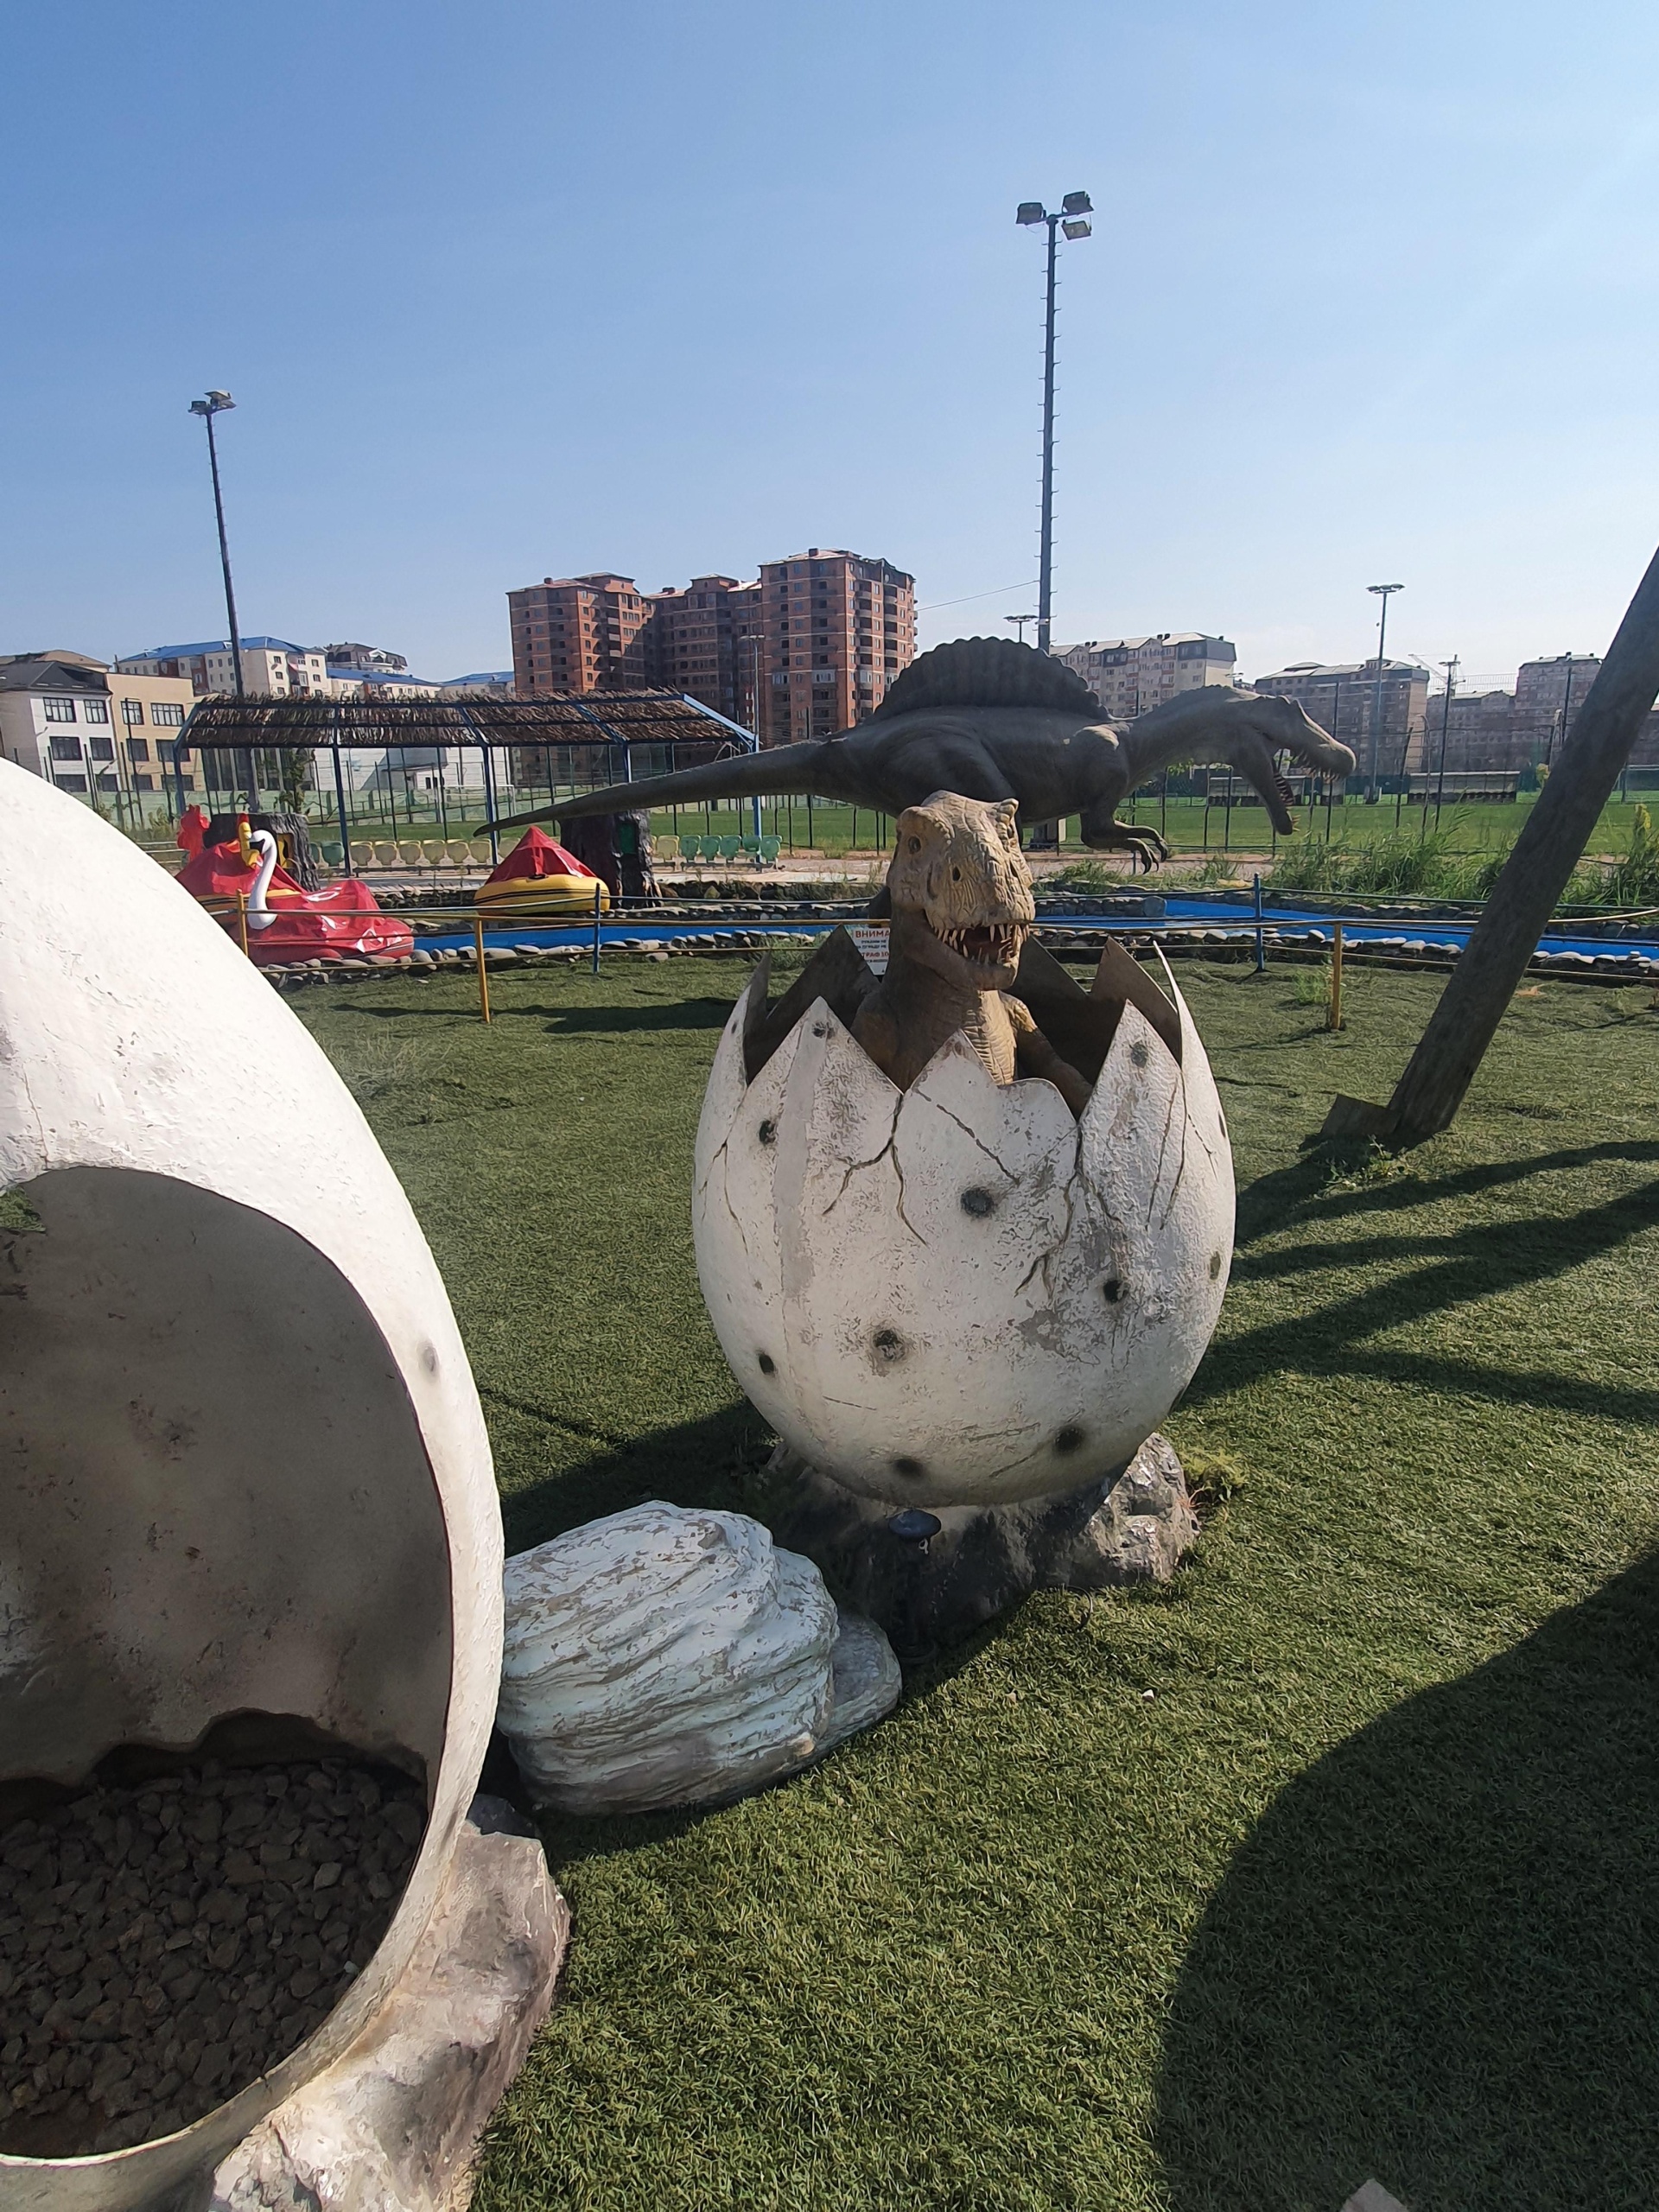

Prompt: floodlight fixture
[189,390,236,416]
[1062,218,1091,239]
[1016,201,1046,226]
[1061,191,1093,215]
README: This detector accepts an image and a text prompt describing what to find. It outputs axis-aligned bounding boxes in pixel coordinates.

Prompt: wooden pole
[1327,924,1344,1032]
[1325,539,1659,1142]
[474,912,492,1024]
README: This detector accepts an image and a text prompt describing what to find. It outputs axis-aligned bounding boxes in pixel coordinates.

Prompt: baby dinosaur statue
[852,791,1093,1116]
[491,636,1357,870]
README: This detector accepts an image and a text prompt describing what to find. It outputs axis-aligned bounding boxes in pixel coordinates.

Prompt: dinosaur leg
[1078,807,1169,873]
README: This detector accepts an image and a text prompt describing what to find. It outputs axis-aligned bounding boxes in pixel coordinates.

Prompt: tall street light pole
[1018,193,1092,655]
[1433,654,1459,830]
[1547,652,1575,766]
[188,391,245,700]
[1364,582,1403,801]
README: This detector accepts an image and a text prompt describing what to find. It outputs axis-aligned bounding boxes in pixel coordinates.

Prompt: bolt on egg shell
[692,950,1234,1509]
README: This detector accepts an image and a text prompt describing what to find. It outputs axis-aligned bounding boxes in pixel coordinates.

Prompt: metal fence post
[474,912,493,1024]
[592,880,602,975]
[1253,873,1266,972]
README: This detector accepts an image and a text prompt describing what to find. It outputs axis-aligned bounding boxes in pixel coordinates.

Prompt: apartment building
[508,575,650,695]
[505,550,915,741]
[640,575,756,724]
[1,652,199,800]
[116,637,332,697]
[1253,659,1432,772]
[1418,690,1522,775]
[729,582,763,730]
[324,642,409,674]
[1514,652,1600,759]
[758,549,915,746]
[1059,633,1236,717]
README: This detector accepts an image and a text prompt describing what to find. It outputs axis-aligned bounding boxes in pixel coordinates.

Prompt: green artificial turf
[298,957,1659,2212]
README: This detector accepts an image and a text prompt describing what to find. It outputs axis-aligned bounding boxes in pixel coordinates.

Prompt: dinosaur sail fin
[874,637,1101,719]
[484,741,846,835]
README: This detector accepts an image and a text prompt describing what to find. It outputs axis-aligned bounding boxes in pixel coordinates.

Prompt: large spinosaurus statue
[492,637,1357,869]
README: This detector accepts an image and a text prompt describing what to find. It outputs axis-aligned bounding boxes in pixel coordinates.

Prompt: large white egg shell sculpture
[0,766,501,2212]
[693,959,1233,1509]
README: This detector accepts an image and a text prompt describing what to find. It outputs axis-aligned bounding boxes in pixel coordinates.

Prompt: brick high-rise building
[759,549,915,746]
[640,575,756,724]
[1514,652,1600,760]
[1252,659,1431,772]
[507,550,914,741]
[508,575,650,695]
[729,582,763,732]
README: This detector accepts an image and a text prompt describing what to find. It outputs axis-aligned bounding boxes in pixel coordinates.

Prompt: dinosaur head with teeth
[886,791,1035,992]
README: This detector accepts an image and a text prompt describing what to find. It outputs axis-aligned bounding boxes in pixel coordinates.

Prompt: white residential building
[117,636,333,697]
[1058,632,1237,717]
[1,652,200,804]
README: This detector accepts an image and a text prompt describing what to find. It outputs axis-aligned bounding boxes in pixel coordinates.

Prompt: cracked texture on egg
[692,959,1234,1507]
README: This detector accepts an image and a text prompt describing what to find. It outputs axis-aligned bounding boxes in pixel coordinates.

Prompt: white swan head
[246,828,279,929]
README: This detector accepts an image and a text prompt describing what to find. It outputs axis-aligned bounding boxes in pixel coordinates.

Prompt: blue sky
[5,0,1659,690]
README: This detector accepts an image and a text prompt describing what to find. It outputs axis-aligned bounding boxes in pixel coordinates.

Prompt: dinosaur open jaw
[932,921,1026,970]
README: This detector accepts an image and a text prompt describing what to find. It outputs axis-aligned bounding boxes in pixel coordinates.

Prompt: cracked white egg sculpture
[0,765,507,2210]
[691,797,1234,1516]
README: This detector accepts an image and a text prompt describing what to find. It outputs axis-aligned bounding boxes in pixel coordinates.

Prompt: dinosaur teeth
[936,922,1023,965]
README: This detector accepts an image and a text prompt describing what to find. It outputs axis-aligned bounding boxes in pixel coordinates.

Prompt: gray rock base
[818,1611,904,1753]
[766,1432,1198,1647]
[205,1808,569,2212]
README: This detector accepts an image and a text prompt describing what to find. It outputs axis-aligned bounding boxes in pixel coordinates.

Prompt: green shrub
[1603,804,1659,908]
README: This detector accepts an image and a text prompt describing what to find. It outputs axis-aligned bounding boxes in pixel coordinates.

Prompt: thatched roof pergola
[169,688,757,853]
[179,686,749,753]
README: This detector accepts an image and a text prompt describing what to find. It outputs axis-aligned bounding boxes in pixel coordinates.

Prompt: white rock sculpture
[0,766,505,2211]
[497,1503,900,1815]
[692,955,1233,1509]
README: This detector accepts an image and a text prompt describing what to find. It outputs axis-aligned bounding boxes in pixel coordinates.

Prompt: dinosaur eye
[907,836,921,853]
[951,868,961,881]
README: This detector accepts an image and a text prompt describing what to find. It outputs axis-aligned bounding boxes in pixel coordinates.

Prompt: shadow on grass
[495,1401,773,1558]
[333,995,736,1033]
[1185,1155,1659,1422]
[1235,1138,1659,1251]
[1155,1549,1659,2212]
[531,999,735,1035]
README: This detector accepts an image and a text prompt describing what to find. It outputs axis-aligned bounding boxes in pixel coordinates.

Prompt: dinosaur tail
[483,741,849,835]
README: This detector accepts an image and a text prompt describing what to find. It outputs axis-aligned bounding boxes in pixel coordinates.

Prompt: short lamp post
[188,391,245,702]
[1364,582,1403,802]
[1017,194,1092,655]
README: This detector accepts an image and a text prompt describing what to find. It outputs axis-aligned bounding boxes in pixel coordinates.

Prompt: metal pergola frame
[170,689,759,864]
